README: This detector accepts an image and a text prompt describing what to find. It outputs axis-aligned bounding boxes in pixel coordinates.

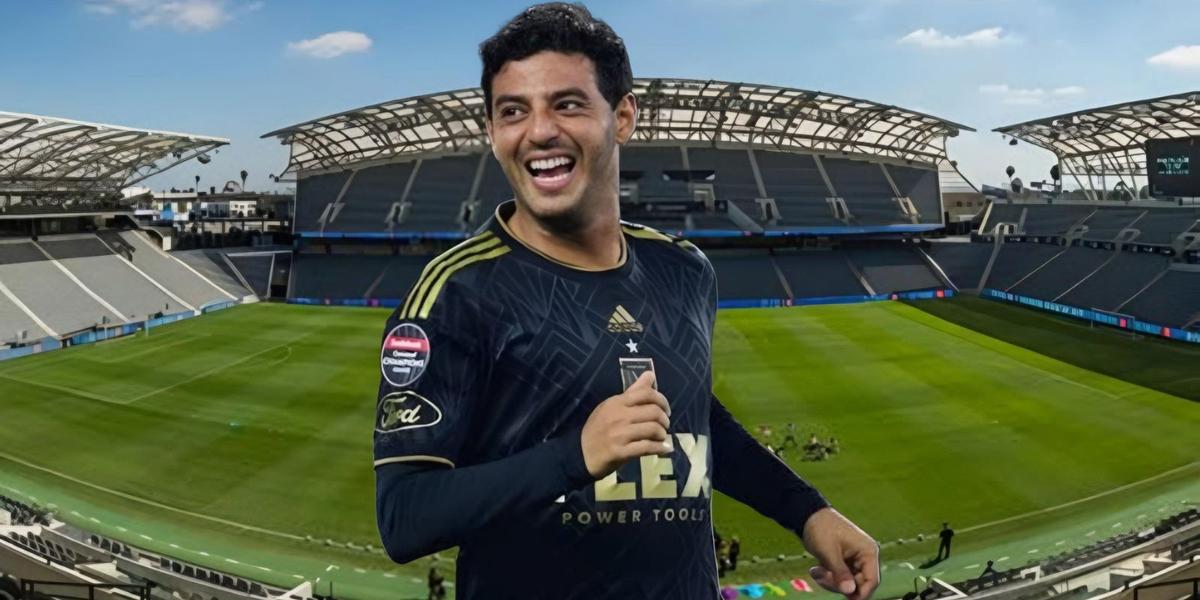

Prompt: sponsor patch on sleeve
[380,322,430,387]
[376,390,443,433]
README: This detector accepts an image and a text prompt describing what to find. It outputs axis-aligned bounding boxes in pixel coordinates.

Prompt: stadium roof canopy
[263,78,974,176]
[994,91,1200,182]
[0,111,229,197]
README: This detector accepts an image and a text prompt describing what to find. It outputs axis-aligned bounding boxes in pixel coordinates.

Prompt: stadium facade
[261,78,978,307]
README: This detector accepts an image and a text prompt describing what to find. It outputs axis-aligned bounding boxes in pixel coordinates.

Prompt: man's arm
[375,430,591,564]
[377,371,672,564]
[709,394,829,534]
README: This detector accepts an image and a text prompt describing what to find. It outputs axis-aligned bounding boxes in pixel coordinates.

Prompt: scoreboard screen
[1147,137,1200,197]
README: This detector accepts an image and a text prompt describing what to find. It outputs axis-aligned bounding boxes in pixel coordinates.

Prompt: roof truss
[0,111,229,197]
[263,78,973,176]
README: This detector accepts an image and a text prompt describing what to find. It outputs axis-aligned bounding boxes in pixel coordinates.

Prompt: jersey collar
[488,200,631,275]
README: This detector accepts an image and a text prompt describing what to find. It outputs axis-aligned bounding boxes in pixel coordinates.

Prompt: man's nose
[527,108,560,146]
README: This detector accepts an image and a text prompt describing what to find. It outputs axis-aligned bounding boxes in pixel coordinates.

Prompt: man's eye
[559,100,582,110]
[501,106,524,118]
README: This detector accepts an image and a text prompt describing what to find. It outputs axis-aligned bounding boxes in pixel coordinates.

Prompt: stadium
[2,69,1199,600]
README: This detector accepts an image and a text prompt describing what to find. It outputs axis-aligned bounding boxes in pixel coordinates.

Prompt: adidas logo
[607,305,644,333]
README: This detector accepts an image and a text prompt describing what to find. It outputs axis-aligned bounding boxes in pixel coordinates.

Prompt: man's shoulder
[396,230,513,322]
[620,220,709,268]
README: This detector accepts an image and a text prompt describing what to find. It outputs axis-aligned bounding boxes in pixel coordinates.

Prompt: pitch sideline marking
[0,449,304,541]
[956,461,1197,535]
[0,373,128,405]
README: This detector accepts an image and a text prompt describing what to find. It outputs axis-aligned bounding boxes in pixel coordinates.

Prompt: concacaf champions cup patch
[380,323,430,388]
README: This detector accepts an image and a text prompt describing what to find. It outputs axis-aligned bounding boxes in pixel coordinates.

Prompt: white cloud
[979,84,1086,105]
[1146,45,1200,70]
[898,27,1018,49]
[1051,86,1086,96]
[83,0,245,32]
[287,31,373,59]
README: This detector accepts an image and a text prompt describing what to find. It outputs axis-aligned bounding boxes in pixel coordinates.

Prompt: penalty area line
[129,334,310,403]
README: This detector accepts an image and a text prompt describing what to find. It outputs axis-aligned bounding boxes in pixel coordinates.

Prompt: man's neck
[507,201,623,270]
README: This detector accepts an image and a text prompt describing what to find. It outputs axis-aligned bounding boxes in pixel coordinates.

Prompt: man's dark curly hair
[479,3,633,119]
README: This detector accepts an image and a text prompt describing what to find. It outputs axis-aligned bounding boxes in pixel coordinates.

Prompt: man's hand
[581,371,672,478]
[803,507,881,600]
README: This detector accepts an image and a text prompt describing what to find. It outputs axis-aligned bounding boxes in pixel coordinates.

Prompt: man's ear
[615,93,637,144]
[485,117,498,159]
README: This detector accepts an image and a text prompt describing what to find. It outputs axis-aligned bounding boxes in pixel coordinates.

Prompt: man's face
[486,51,636,230]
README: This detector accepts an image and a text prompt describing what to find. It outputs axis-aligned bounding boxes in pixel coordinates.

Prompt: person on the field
[782,423,798,450]
[427,567,446,600]
[729,536,741,571]
[718,538,730,577]
[374,4,880,599]
[979,560,998,582]
[936,523,954,560]
[828,436,840,455]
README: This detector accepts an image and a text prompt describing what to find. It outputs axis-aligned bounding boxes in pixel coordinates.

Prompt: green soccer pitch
[0,298,1196,600]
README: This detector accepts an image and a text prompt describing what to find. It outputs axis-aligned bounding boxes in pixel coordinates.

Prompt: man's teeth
[528,156,573,171]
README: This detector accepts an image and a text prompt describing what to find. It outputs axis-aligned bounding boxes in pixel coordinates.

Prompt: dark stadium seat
[823,157,894,199]
[707,249,789,299]
[1079,208,1146,241]
[1021,204,1094,235]
[926,242,992,290]
[334,162,415,232]
[846,196,906,225]
[1121,270,1200,326]
[1009,246,1112,300]
[1057,251,1169,310]
[622,147,686,200]
[686,148,760,208]
[295,172,352,231]
[773,249,867,298]
[845,246,942,293]
[37,237,113,260]
[984,203,1025,231]
[1130,207,1200,245]
[402,155,478,231]
[0,242,48,265]
[754,151,841,226]
[473,154,516,223]
[888,165,941,223]
[985,243,1065,290]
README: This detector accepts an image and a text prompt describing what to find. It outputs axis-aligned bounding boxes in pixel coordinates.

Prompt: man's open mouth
[525,155,577,184]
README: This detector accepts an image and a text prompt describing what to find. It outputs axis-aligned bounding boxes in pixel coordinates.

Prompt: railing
[1132,577,1199,600]
[18,581,150,600]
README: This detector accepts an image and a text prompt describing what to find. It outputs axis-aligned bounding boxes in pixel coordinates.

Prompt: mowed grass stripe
[0,300,1196,600]
[711,302,1200,553]
[0,304,384,544]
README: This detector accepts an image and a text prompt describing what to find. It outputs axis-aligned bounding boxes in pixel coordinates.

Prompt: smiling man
[374,3,880,598]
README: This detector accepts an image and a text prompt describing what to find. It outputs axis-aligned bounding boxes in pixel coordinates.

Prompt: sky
[2,0,1198,194]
